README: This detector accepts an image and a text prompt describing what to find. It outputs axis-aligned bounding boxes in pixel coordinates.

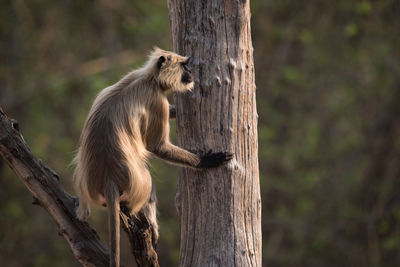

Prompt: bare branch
[0,108,109,266]
[0,108,159,267]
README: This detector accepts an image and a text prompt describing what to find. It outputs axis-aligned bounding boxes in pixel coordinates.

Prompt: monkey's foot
[76,202,90,221]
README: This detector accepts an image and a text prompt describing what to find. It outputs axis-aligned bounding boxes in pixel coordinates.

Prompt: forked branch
[0,108,158,267]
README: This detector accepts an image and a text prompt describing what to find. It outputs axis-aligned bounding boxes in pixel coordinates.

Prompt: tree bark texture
[0,109,109,267]
[168,1,261,266]
[120,208,159,267]
[0,108,158,267]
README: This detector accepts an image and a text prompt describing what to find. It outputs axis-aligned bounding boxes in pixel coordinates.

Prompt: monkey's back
[74,80,152,212]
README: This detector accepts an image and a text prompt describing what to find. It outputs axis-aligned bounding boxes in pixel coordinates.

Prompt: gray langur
[72,47,232,267]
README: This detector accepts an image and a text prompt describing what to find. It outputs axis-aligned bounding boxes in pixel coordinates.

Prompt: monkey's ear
[157,56,166,69]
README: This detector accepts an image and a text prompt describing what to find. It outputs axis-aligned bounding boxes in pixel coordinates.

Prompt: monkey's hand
[197,150,233,169]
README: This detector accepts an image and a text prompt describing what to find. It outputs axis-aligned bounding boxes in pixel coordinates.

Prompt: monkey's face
[156,53,194,93]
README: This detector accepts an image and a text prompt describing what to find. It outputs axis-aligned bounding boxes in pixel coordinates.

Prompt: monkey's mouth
[181,72,193,84]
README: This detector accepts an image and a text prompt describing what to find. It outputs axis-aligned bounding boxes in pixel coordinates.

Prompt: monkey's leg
[152,142,232,169]
[76,196,91,220]
[141,180,159,244]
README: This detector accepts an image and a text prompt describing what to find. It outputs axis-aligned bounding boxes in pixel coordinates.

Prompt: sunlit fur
[71,47,237,267]
[73,47,193,225]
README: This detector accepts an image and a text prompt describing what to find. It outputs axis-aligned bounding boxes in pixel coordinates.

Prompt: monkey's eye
[157,56,166,69]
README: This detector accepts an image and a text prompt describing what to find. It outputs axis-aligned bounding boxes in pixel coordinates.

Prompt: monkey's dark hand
[197,150,233,169]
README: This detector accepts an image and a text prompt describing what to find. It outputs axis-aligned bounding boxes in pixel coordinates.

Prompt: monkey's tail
[104,181,120,267]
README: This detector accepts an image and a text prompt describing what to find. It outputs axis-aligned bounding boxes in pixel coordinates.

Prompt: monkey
[72,47,232,267]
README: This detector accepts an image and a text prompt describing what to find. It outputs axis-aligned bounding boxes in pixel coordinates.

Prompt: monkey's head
[151,47,194,93]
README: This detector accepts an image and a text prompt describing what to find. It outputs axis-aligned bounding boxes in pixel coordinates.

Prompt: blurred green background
[1,0,399,266]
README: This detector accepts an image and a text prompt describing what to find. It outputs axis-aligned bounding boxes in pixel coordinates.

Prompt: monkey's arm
[152,142,232,169]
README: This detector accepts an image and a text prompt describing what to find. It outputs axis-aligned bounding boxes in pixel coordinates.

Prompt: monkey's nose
[182,72,193,84]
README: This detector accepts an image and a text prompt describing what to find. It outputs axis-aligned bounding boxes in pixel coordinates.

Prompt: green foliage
[253,0,400,266]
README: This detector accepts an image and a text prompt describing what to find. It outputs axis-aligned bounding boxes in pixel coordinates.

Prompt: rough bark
[121,208,159,267]
[0,108,158,267]
[168,1,261,266]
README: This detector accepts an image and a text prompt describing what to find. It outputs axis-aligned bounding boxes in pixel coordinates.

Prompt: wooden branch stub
[32,196,41,205]
[120,207,159,267]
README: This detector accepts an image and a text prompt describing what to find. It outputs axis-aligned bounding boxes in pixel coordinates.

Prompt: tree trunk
[167,1,261,266]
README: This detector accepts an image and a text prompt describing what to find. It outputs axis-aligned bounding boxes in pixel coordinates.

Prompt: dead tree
[168,0,262,266]
[0,108,159,267]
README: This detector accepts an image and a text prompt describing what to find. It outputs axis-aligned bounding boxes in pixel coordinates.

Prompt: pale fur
[72,48,236,267]
[73,47,193,221]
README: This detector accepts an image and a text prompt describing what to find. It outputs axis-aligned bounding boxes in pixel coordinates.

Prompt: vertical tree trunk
[168,1,261,266]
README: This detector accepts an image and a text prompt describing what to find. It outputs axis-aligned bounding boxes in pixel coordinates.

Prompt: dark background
[1,0,399,266]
